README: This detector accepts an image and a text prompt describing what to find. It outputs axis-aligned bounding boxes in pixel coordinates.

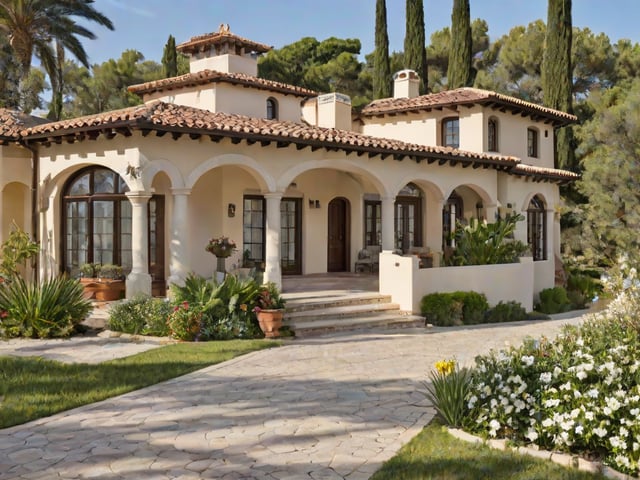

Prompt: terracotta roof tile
[361,87,577,125]
[512,164,579,183]
[23,101,520,170]
[0,108,49,141]
[128,69,317,98]
[177,26,271,55]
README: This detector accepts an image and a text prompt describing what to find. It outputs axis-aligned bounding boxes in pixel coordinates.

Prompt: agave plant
[0,276,92,338]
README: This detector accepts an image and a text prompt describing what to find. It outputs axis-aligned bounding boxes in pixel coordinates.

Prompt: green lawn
[0,340,278,429]
[371,421,608,480]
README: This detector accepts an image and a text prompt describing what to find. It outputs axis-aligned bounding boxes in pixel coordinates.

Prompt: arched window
[442,117,460,148]
[62,167,132,277]
[266,97,278,120]
[488,118,498,152]
[527,195,547,261]
[527,127,539,158]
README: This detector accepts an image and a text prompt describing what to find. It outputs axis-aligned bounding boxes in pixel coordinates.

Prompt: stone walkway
[0,314,587,480]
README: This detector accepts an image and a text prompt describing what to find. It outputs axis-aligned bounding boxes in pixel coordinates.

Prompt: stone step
[285,312,425,337]
[285,301,402,321]
[283,292,393,313]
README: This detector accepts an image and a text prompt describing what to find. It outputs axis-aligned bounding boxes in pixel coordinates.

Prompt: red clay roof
[19,101,576,183]
[177,25,271,55]
[0,108,49,142]
[361,87,577,125]
[22,101,518,166]
[128,69,317,98]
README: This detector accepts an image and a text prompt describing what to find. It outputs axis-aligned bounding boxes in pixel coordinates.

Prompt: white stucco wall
[380,252,535,313]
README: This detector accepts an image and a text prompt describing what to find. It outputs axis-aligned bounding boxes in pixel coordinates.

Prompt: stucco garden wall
[380,251,535,313]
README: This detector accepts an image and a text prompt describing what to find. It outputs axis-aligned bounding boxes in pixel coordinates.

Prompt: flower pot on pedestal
[256,309,283,338]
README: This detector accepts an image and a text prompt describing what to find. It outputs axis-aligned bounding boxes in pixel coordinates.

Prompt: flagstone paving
[0,313,586,479]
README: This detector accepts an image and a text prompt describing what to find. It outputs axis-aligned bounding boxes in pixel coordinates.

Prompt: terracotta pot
[257,309,283,338]
[80,279,125,301]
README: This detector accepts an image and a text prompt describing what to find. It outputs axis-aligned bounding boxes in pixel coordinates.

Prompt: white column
[263,192,282,288]
[381,196,395,251]
[125,192,152,298]
[167,188,191,288]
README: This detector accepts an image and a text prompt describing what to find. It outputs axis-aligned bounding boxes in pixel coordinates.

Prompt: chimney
[316,93,352,130]
[393,69,420,99]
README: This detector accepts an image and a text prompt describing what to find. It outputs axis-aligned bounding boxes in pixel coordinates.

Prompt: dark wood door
[327,198,349,272]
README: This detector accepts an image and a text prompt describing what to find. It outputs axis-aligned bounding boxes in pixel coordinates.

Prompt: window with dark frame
[527,195,547,261]
[442,191,464,249]
[266,98,278,120]
[242,196,265,265]
[488,118,498,152]
[527,128,539,158]
[364,200,382,247]
[442,117,460,148]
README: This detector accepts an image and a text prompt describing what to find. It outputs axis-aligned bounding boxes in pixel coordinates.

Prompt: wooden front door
[327,198,349,272]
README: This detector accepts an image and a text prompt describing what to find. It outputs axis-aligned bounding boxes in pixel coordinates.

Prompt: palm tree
[0,0,113,117]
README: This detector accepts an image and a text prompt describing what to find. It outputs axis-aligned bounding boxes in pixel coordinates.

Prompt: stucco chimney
[393,69,420,99]
[316,93,352,130]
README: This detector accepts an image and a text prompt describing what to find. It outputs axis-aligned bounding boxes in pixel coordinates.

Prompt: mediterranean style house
[0,26,577,311]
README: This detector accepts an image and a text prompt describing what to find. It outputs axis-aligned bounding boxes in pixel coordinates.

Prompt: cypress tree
[542,0,575,171]
[373,0,391,99]
[447,0,473,88]
[404,0,428,93]
[162,35,178,78]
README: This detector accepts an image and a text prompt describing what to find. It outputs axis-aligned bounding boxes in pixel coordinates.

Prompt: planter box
[80,278,125,301]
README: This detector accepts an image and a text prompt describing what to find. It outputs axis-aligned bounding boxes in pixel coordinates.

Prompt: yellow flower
[435,359,456,376]
[240,303,247,312]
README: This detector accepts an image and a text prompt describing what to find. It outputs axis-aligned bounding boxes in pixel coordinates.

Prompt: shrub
[0,276,92,338]
[536,286,572,314]
[421,291,489,326]
[484,301,527,323]
[107,294,171,336]
[445,214,529,266]
[0,223,39,281]
[167,301,203,341]
[169,274,262,340]
[451,291,489,325]
[420,293,463,326]
[425,359,471,428]
[566,271,600,309]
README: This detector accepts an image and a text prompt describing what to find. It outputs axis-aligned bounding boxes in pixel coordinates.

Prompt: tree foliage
[447,0,473,88]
[373,0,391,99]
[404,0,428,93]
[162,34,178,78]
[542,0,575,171]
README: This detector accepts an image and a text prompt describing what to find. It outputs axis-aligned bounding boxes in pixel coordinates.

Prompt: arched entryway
[327,197,350,272]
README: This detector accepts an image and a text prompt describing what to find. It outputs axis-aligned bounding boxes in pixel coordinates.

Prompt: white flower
[594,427,608,438]
[468,395,478,409]
[539,372,553,384]
[606,397,621,411]
[544,398,560,408]
[587,389,599,399]
[489,419,501,437]
[575,425,584,435]
[542,418,554,428]
[620,426,629,438]
[526,429,539,441]
[585,411,594,421]
[615,455,631,469]
[576,371,588,380]
[521,355,534,366]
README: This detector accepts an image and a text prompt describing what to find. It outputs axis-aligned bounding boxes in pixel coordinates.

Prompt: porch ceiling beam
[310,145,322,151]
[87,131,100,140]
[276,141,289,148]
[379,152,390,160]
[189,133,201,140]
[140,129,152,137]
[171,132,182,141]
[103,130,116,140]
[231,137,243,144]
[115,127,132,137]
[209,134,222,142]
[295,143,307,150]
[393,153,404,161]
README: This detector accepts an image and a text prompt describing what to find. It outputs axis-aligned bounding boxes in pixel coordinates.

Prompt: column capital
[264,191,284,200]
[171,188,192,196]
[125,191,153,204]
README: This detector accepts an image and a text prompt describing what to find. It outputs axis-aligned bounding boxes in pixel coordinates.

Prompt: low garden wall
[379,251,534,313]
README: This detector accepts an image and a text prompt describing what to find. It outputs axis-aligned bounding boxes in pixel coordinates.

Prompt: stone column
[263,192,283,288]
[167,188,191,288]
[381,196,395,251]
[125,192,152,298]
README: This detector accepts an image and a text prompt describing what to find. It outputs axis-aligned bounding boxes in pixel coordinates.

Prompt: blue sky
[83,0,638,66]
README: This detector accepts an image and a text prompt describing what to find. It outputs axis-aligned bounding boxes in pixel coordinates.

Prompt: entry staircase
[282,291,424,337]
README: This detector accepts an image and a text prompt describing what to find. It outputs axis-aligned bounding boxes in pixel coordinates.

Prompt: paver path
[0,315,585,479]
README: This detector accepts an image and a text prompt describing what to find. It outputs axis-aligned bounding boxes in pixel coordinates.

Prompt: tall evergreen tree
[373,0,391,98]
[404,0,428,93]
[162,34,178,78]
[542,0,575,170]
[447,0,473,88]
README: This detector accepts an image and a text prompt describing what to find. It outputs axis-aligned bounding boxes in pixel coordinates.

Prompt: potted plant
[79,263,125,301]
[205,236,237,274]
[253,282,286,338]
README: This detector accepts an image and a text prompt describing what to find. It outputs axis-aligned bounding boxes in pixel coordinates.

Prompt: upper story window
[527,127,539,158]
[488,118,498,152]
[266,98,278,120]
[442,117,459,148]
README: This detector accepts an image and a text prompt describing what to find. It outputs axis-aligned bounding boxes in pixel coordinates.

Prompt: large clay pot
[256,309,283,338]
[80,278,124,301]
